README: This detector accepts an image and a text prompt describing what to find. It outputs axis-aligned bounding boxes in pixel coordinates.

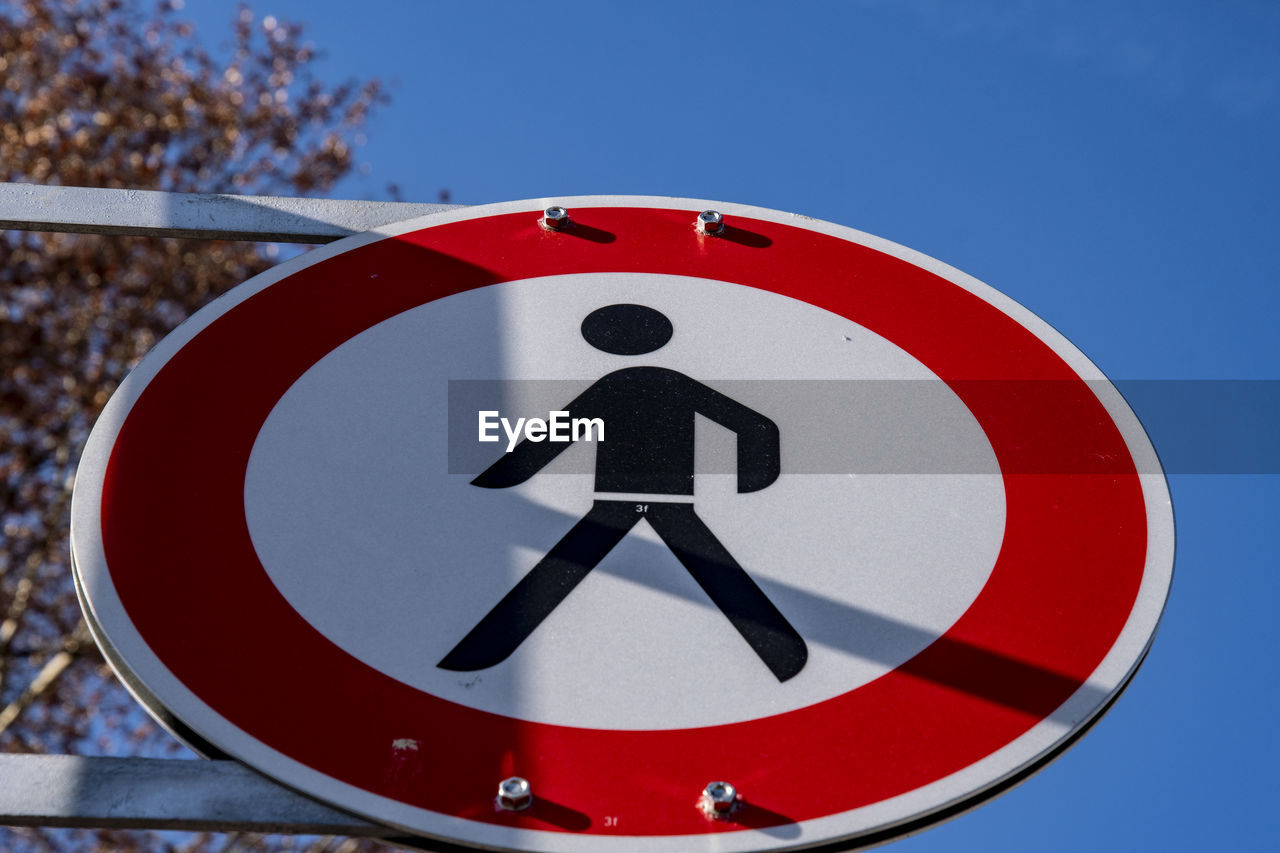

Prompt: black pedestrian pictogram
[438,304,808,682]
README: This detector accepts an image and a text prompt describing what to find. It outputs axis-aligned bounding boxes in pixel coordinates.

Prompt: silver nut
[541,205,570,230]
[497,776,532,811]
[699,780,738,817]
[696,209,725,235]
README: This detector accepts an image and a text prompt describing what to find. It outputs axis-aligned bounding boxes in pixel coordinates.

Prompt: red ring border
[97,207,1147,838]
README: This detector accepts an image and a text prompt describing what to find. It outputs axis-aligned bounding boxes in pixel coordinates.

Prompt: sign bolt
[696,209,725,235]
[541,206,570,230]
[699,780,739,818]
[497,776,533,811]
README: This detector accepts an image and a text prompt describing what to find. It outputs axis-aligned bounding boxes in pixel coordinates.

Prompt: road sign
[71,197,1174,852]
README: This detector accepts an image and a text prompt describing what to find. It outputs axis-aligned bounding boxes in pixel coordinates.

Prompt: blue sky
[177,2,1279,850]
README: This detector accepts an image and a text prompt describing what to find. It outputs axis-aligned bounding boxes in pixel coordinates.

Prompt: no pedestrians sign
[71,197,1174,852]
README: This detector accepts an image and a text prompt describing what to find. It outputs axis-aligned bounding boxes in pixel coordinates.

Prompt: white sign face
[71,197,1174,853]
[245,272,1005,730]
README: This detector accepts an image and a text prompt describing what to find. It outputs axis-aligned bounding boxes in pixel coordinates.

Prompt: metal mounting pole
[0,754,398,835]
[0,182,462,836]
[0,182,462,243]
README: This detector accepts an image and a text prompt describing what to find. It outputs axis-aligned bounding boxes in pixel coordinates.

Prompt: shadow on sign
[499,498,1109,724]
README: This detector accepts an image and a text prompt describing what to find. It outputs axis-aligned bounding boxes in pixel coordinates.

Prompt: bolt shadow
[550,220,616,243]
[728,799,803,837]
[714,224,772,249]
[519,794,594,831]
[381,796,593,850]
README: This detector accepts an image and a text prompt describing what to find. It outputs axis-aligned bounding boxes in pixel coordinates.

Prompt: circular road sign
[71,197,1174,852]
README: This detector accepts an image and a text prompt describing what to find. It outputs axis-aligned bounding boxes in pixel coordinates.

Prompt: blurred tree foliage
[0,1,401,849]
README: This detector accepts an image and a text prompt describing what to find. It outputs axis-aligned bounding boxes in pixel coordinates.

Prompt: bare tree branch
[0,620,90,736]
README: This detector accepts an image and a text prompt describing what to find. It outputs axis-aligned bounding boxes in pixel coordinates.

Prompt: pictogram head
[580,303,673,355]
